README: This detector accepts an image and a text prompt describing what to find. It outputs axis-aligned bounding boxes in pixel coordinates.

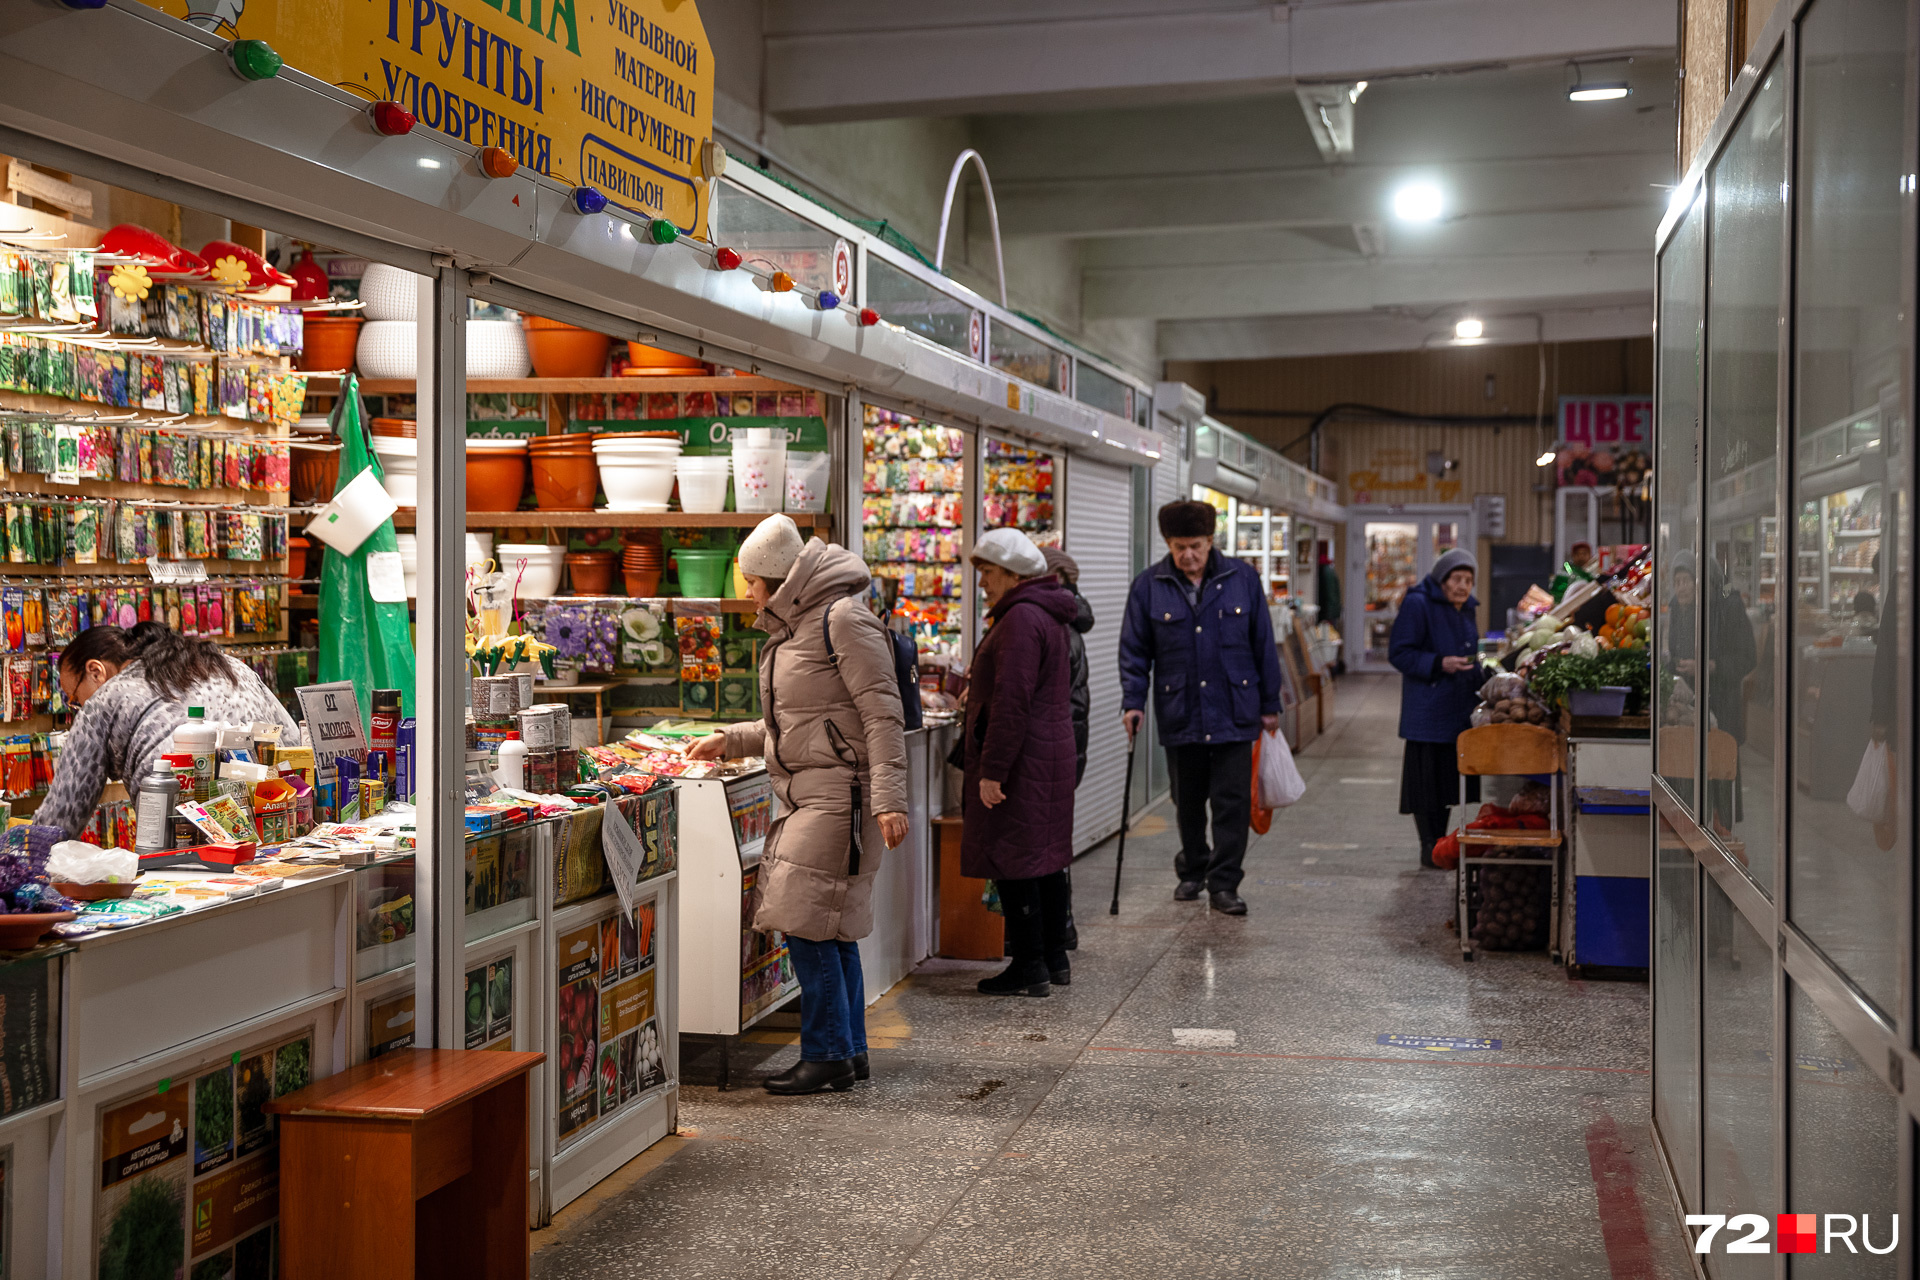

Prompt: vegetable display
[1527,650,1653,713]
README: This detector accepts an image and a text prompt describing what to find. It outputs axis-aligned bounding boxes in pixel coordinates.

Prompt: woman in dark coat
[962,528,1081,996]
[1389,548,1483,868]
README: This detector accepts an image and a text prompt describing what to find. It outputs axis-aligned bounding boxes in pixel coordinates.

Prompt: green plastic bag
[317,375,417,726]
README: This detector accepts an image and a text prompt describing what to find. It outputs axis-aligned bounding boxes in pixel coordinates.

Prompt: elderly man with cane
[1118,500,1284,915]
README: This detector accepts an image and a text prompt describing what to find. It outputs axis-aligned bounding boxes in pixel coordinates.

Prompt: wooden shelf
[389,511,830,529]
[356,376,801,395]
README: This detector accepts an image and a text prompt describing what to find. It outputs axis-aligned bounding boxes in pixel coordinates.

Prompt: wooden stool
[266,1048,544,1279]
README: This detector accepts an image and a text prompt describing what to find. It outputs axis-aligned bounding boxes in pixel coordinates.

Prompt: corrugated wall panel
[1068,455,1135,853]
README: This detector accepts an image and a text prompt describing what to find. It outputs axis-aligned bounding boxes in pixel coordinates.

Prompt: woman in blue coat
[1390,548,1483,867]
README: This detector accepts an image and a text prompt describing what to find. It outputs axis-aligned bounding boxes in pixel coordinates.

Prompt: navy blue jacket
[1119,551,1284,747]
[1389,575,1481,743]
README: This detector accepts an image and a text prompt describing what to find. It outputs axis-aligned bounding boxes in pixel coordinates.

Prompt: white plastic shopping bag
[1258,727,1306,809]
[1848,740,1892,824]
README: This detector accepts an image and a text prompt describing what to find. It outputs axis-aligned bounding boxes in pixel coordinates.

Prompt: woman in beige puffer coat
[690,515,908,1095]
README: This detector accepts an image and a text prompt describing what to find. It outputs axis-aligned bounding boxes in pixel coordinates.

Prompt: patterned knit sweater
[36,657,303,839]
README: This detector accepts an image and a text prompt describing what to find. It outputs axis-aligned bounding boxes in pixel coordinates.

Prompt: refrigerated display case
[864,407,967,659]
[1228,502,1291,602]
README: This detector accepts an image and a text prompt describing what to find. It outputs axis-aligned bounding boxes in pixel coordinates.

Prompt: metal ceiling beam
[1157,296,1654,360]
[992,151,1671,238]
[763,0,1675,122]
[1086,248,1653,320]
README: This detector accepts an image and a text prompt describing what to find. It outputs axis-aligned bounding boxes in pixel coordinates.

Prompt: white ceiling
[758,0,1677,361]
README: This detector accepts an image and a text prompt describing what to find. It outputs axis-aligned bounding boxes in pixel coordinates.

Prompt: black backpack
[822,597,923,731]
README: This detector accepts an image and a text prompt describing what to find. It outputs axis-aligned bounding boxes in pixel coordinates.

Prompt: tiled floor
[533,674,1695,1279]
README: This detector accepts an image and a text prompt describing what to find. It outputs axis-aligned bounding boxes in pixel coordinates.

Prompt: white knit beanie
[737,513,805,579]
[968,527,1048,577]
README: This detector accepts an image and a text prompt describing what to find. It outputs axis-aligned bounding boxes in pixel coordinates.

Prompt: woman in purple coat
[961,528,1082,996]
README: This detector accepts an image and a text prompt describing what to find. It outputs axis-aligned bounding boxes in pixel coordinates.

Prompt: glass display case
[863,406,966,658]
[353,854,416,982]
[1228,502,1291,601]
[988,321,1063,391]
[867,257,973,357]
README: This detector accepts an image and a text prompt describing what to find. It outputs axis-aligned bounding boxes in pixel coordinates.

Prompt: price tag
[366,550,407,603]
[146,557,208,584]
[600,803,643,915]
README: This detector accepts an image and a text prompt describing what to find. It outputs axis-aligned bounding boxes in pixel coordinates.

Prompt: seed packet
[200,583,224,637]
[163,586,180,632]
[28,256,53,320]
[69,502,98,564]
[45,588,74,646]
[178,584,198,636]
[70,250,95,320]
[22,589,44,648]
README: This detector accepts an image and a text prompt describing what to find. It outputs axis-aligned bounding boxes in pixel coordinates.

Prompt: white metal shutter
[1152,422,1183,559]
[1067,454,1136,853]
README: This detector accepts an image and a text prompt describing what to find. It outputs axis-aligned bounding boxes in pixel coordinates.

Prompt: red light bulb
[714,247,742,271]
[370,101,415,136]
[859,308,879,327]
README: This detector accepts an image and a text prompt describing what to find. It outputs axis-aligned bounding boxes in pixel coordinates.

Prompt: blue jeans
[785,936,866,1062]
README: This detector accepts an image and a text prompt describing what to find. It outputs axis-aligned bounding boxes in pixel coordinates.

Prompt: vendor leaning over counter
[34,623,302,839]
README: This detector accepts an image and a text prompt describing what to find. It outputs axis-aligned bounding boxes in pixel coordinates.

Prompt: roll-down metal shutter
[1152,422,1184,559]
[1068,454,1136,853]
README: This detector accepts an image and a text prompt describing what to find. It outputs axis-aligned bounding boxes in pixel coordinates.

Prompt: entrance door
[1346,509,1474,671]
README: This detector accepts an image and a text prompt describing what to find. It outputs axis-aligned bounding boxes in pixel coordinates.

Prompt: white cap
[737,513,805,579]
[968,527,1047,577]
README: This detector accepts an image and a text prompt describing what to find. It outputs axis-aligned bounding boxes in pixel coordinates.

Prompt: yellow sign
[141,0,714,236]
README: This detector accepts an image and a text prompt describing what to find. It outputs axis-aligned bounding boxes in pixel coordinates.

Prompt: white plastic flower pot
[355,320,417,380]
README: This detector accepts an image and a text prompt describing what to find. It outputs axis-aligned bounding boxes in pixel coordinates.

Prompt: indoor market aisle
[533,675,1693,1279]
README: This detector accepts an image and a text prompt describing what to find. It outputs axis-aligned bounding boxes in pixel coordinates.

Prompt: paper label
[601,806,643,916]
[365,551,407,604]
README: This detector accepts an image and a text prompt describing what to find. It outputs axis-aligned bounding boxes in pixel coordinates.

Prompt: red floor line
[1084,1044,1649,1074]
[1583,1098,1660,1280]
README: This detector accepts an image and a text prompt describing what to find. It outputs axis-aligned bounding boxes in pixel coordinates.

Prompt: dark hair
[61,624,234,703]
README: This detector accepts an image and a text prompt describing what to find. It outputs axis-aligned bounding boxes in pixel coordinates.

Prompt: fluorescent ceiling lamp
[1536,450,1557,466]
[1569,83,1631,101]
[1454,318,1484,340]
[1392,182,1444,222]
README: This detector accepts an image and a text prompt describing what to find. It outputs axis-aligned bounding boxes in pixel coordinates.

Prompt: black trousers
[1165,739,1255,893]
[998,871,1072,970]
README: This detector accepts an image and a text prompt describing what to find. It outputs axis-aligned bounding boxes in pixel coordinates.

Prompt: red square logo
[1777,1213,1817,1254]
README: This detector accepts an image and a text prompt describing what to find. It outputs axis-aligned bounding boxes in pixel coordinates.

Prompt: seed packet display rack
[673,769,791,1090]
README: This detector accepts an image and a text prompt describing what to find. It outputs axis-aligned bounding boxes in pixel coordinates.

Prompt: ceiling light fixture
[1348,81,1368,104]
[1536,450,1557,466]
[1454,318,1484,340]
[1391,182,1444,222]
[1567,60,1631,102]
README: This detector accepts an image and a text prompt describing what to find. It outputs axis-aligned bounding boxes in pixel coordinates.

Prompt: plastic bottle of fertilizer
[174,707,219,801]
[135,755,181,855]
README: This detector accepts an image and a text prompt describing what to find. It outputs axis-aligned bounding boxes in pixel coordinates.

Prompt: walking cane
[1110,732,1138,915]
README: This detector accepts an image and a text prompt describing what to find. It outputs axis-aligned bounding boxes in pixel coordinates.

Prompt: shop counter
[1561,736,1652,974]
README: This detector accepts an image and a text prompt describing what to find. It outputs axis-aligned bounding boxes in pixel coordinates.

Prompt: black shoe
[1419,849,1439,869]
[1046,952,1071,986]
[1209,890,1248,915]
[1175,880,1205,901]
[763,1059,855,1095]
[852,1052,870,1081]
[977,961,1051,997]
[1062,914,1079,951]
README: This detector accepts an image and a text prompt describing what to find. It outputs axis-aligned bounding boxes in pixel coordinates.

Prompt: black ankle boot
[1046,951,1071,986]
[763,1059,855,1095]
[852,1052,870,1081]
[977,959,1050,997]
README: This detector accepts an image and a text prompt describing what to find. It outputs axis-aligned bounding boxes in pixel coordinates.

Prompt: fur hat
[1042,547,1080,586]
[1158,500,1218,540]
[737,513,805,580]
[969,527,1048,577]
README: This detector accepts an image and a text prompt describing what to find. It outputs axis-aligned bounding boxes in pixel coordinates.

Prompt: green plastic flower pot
[671,549,733,598]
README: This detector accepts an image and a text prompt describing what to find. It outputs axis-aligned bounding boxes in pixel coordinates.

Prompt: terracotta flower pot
[622,568,662,597]
[530,450,599,511]
[290,443,340,505]
[298,315,362,372]
[624,341,711,377]
[371,417,416,438]
[566,551,617,595]
[466,450,528,513]
[288,536,310,580]
[524,317,613,378]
